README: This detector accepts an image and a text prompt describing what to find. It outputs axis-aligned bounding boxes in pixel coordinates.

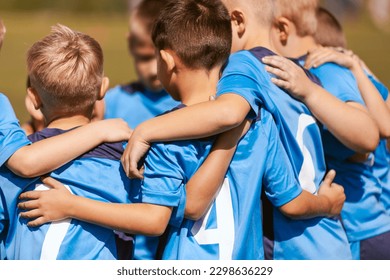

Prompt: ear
[274,17,290,45]
[98,76,110,100]
[231,9,246,38]
[160,49,176,73]
[26,87,42,110]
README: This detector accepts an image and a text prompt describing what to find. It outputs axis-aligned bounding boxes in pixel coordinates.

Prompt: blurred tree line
[0,0,128,13]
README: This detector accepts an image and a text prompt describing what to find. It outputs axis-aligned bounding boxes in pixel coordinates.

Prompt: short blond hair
[27,24,103,115]
[0,18,6,50]
[274,0,319,36]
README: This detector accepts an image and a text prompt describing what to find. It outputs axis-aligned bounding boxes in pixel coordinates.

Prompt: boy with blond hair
[2,24,133,259]
[263,0,390,259]
[0,18,130,259]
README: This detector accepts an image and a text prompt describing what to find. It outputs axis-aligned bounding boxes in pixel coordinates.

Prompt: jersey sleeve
[261,112,302,207]
[311,63,364,105]
[0,94,31,167]
[367,73,389,101]
[217,52,269,120]
[141,143,186,227]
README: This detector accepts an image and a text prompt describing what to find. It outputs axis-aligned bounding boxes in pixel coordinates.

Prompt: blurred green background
[0,0,389,123]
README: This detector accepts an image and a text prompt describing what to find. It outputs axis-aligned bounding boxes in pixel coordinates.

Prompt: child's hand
[18,177,73,227]
[121,129,151,179]
[94,118,132,143]
[262,55,315,101]
[317,170,346,217]
[304,47,359,70]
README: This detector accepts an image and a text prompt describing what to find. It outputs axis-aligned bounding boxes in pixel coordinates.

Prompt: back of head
[314,7,347,48]
[152,0,232,71]
[27,24,104,116]
[274,0,319,36]
[0,18,5,50]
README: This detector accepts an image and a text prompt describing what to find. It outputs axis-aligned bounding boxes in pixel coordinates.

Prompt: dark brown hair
[152,0,232,71]
[314,7,347,48]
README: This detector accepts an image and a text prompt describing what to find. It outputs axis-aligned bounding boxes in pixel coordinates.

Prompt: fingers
[27,217,49,227]
[19,190,42,201]
[18,199,40,211]
[323,169,336,186]
[41,176,63,190]
[19,209,42,220]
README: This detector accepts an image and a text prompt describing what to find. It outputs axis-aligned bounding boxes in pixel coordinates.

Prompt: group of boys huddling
[0,0,389,260]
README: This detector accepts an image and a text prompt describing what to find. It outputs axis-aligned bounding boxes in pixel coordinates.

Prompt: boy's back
[4,128,130,259]
[161,108,301,259]
[218,48,351,259]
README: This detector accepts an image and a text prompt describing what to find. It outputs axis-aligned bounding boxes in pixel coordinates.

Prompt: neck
[243,26,279,54]
[46,115,90,130]
[176,67,221,106]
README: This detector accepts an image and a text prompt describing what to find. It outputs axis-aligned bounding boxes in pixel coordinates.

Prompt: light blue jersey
[3,128,131,260]
[104,82,179,259]
[159,108,301,260]
[368,73,390,214]
[0,94,31,167]
[104,82,179,129]
[0,93,30,259]
[308,62,390,245]
[217,48,351,259]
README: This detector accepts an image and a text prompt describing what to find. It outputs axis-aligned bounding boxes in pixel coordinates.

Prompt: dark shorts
[360,230,390,260]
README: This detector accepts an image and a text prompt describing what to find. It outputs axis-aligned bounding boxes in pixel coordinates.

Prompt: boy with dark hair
[2,24,133,259]
[263,0,390,259]
[19,0,345,260]
[104,0,178,129]
[117,0,354,259]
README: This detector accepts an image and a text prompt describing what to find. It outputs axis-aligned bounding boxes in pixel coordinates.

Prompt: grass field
[0,10,389,123]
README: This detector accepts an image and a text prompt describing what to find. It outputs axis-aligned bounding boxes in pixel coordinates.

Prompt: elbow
[185,204,205,221]
[215,104,244,130]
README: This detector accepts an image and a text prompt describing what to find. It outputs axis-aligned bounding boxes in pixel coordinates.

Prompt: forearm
[350,64,390,138]
[279,191,331,219]
[185,143,236,220]
[303,84,379,153]
[136,94,249,143]
[65,196,171,236]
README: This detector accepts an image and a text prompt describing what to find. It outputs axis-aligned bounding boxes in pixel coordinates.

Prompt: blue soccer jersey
[367,73,390,214]
[217,48,351,259]
[308,62,390,244]
[104,82,179,259]
[3,128,131,260]
[160,108,302,260]
[0,93,31,167]
[104,82,179,129]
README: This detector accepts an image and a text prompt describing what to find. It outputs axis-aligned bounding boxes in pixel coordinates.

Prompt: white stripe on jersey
[34,184,73,260]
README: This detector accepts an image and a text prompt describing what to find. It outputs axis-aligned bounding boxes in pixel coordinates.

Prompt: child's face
[128,21,162,92]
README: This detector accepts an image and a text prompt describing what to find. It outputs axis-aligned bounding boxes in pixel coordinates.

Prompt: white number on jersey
[296,114,317,194]
[191,178,235,260]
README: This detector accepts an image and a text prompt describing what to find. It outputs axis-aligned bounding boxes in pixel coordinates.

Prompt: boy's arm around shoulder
[7,119,131,178]
[18,177,172,236]
[122,95,251,179]
[262,55,379,154]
